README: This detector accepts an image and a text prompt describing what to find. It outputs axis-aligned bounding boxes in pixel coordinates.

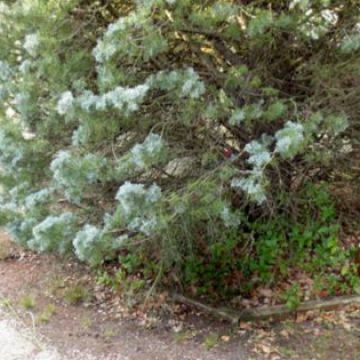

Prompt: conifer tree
[0,0,358,281]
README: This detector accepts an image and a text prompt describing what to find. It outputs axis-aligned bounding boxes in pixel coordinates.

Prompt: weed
[174,330,194,343]
[0,298,12,308]
[203,332,219,350]
[37,304,56,324]
[282,284,301,310]
[19,295,36,310]
[63,284,90,305]
[103,327,117,338]
[81,316,93,330]
[0,242,11,260]
[280,347,297,358]
[96,271,115,288]
[97,268,145,296]
[46,275,66,296]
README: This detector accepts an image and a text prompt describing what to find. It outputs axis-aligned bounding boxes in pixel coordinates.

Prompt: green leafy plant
[282,284,301,311]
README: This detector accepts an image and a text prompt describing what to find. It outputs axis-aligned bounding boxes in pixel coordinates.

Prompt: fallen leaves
[221,335,230,342]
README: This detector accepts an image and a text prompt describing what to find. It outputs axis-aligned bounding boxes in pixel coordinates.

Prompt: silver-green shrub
[0,0,357,273]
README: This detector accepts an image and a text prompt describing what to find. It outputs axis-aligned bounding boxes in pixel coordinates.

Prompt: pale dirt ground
[0,230,359,360]
[0,312,138,359]
[0,310,144,360]
[0,314,60,360]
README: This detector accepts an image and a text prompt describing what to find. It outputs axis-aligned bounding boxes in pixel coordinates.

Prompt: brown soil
[0,230,359,360]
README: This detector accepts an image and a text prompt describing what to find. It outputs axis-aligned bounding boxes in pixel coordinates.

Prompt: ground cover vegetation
[0,0,359,303]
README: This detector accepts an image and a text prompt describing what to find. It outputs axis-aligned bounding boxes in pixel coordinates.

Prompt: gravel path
[0,311,61,360]
[0,308,126,360]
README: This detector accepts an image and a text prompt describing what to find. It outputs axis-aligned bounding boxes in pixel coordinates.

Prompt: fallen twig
[172,293,360,324]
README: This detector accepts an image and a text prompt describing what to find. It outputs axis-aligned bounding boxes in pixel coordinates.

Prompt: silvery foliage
[114,133,166,179]
[72,125,89,146]
[0,60,12,81]
[73,225,102,264]
[73,224,128,266]
[8,182,30,203]
[220,206,241,228]
[93,12,142,63]
[305,112,348,138]
[289,0,310,10]
[14,92,31,119]
[231,120,305,203]
[96,65,115,88]
[24,188,53,209]
[302,10,337,40]
[57,84,150,117]
[0,130,24,170]
[147,68,206,99]
[129,133,165,169]
[247,9,274,38]
[0,2,9,15]
[56,91,75,116]
[50,150,108,203]
[229,109,245,126]
[19,59,32,74]
[115,182,162,236]
[72,67,205,116]
[180,68,206,99]
[23,33,40,57]
[0,199,19,226]
[231,136,273,204]
[0,85,8,101]
[28,212,77,254]
[50,150,71,180]
[324,114,349,136]
[93,7,167,64]
[100,84,149,114]
[231,172,267,204]
[289,1,338,40]
[244,139,272,168]
[275,121,304,158]
[76,90,100,112]
[231,119,319,203]
[8,217,38,246]
[0,201,18,214]
[340,32,360,54]
[231,169,268,205]
[0,60,12,101]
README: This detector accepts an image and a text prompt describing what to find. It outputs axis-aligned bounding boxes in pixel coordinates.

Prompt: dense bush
[0,0,359,296]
